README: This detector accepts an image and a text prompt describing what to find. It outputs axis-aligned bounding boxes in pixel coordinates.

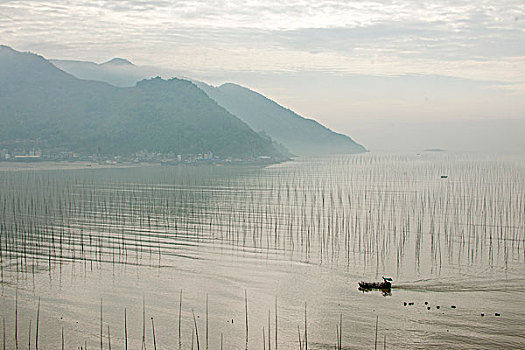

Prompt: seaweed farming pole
[15,291,18,350]
[262,327,266,350]
[304,303,307,350]
[275,297,278,350]
[192,310,200,350]
[267,311,271,350]
[338,314,342,350]
[179,289,182,350]
[142,297,147,350]
[336,324,339,350]
[100,299,103,350]
[36,297,40,350]
[206,294,209,350]
[124,308,128,350]
[151,318,157,350]
[245,290,249,350]
[27,320,31,350]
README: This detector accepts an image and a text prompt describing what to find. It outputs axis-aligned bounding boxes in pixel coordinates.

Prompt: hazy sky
[1,0,524,151]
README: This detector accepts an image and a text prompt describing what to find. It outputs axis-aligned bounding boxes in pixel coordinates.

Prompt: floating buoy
[436,306,440,310]
[481,313,485,317]
[427,307,431,310]
[424,301,428,305]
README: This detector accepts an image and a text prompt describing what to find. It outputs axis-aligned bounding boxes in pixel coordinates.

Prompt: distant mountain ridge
[51,57,155,87]
[196,82,367,156]
[102,57,134,66]
[0,45,282,159]
[51,57,367,156]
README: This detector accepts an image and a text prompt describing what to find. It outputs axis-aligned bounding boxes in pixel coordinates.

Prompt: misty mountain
[0,46,283,159]
[101,58,134,66]
[51,57,158,87]
[51,58,366,156]
[196,83,367,156]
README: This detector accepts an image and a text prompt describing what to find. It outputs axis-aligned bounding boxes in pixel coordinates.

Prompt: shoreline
[0,161,148,172]
[0,158,288,172]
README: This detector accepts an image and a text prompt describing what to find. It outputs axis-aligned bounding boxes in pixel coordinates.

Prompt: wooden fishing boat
[358,277,392,290]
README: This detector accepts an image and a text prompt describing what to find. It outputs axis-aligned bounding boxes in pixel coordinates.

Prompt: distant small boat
[441,175,448,179]
[359,277,392,290]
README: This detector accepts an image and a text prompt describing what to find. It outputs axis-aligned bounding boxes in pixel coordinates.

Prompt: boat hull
[358,281,391,290]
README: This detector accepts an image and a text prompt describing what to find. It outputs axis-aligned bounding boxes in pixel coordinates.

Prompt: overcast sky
[1,0,524,151]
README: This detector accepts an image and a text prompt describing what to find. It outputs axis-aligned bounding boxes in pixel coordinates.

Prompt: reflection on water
[0,153,524,349]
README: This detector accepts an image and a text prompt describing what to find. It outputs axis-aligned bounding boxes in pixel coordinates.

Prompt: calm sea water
[1,153,524,349]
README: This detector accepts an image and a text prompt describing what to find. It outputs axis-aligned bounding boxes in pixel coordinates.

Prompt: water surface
[1,153,524,349]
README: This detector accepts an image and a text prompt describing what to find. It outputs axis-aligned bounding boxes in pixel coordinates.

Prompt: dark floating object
[358,277,393,296]
[404,302,407,306]
[409,302,414,306]
[427,307,431,310]
[441,175,448,179]
[495,313,501,317]
[451,305,457,309]
[481,313,485,317]
[436,306,440,310]
[424,301,429,305]
[359,277,392,290]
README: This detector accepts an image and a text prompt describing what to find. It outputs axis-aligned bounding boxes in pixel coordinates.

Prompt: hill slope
[51,58,367,156]
[196,82,367,156]
[0,46,282,159]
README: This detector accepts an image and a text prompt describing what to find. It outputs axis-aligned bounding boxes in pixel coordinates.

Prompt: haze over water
[1,152,524,349]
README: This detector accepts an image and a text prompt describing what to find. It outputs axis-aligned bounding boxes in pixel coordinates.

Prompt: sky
[1,0,524,152]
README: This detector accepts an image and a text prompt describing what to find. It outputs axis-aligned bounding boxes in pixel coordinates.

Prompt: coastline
[0,158,288,172]
[0,161,148,172]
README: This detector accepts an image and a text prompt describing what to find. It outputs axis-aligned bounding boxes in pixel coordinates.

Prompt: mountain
[196,83,367,156]
[51,58,156,87]
[50,58,367,156]
[0,46,283,159]
[102,58,134,66]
